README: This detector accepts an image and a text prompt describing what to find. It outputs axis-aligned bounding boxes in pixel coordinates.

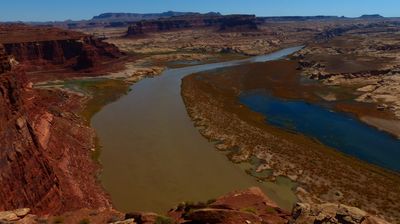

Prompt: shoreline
[360,116,400,139]
[180,58,400,222]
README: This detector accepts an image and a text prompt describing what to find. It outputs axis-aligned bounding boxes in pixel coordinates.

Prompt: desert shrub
[176,202,186,211]
[206,198,216,205]
[52,216,64,224]
[79,218,90,224]
[155,216,173,224]
[241,207,258,214]
[265,206,277,214]
[36,218,48,224]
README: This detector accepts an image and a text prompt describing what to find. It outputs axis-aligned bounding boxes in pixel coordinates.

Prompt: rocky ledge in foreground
[0,187,390,224]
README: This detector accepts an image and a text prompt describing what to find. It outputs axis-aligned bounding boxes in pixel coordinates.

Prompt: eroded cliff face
[0,68,63,213]
[0,24,122,72]
[0,45,12,73]
[2,37,121,71]
[0,25,121,215]
[126,14,258,36]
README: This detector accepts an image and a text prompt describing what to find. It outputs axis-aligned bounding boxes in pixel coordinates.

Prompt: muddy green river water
[91,47,303,213]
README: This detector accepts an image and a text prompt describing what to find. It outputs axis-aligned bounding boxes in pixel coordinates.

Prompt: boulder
[292,203,391,224]
[110,218,136,224]
[13,208,31,217]
[187,208,262,224]
[0,211,19,221]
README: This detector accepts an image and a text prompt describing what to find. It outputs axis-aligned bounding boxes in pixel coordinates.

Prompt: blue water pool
[239,91,400,172]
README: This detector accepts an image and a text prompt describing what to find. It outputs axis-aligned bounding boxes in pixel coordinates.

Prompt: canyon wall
[126,14,258,36]
[0,66,63,213]
[0,45,12,73]
[0,25,122,215]
[2,37,121,70]
[314,22,400,42]
[0,24,122,70]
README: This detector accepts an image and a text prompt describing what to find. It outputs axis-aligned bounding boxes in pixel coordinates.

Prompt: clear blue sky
[1,0,400,22]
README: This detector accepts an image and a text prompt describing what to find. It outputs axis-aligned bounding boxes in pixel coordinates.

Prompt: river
[91,46,302,213]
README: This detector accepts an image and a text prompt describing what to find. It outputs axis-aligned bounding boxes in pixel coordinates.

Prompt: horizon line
[0,11,391,23]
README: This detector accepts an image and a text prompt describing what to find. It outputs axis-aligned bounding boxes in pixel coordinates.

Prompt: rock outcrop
[0,197,392,224]
[0,24,122,71]
[167,187,292,224]
[293,203,390,224]
[0,25,119,215]
[359,14,384,19]
[92,11,198,21]
[259,16,342,22]
[314,22,400,42]
[126,14,258,36]
[295,22,400,122]
[0,45,12,73]
[0,69,63,214]
[314,25,359,42]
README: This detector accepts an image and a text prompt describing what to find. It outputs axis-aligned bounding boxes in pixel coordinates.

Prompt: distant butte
[125,14,258,36]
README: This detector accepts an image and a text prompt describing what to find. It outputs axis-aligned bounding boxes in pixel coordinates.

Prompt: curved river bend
[92,47,302,213]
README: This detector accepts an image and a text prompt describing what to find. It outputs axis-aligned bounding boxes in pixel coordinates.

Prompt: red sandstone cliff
[0,25,121,215]
[0,24,122,72]
[0,45,12,73]
[0,68,63,213]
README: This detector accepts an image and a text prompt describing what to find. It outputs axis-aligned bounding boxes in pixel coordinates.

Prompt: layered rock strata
[0,24,122,71]
[126,14,258,36]
[0,25,123,215]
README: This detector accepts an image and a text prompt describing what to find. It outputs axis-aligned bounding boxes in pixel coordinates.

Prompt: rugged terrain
[181,59,400,223]
[105,20,325,56]
[1,16,399,224]
[0,24,123,75]
[125,14,258,36]
[0,187,389,224]
[294,21,400,137]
